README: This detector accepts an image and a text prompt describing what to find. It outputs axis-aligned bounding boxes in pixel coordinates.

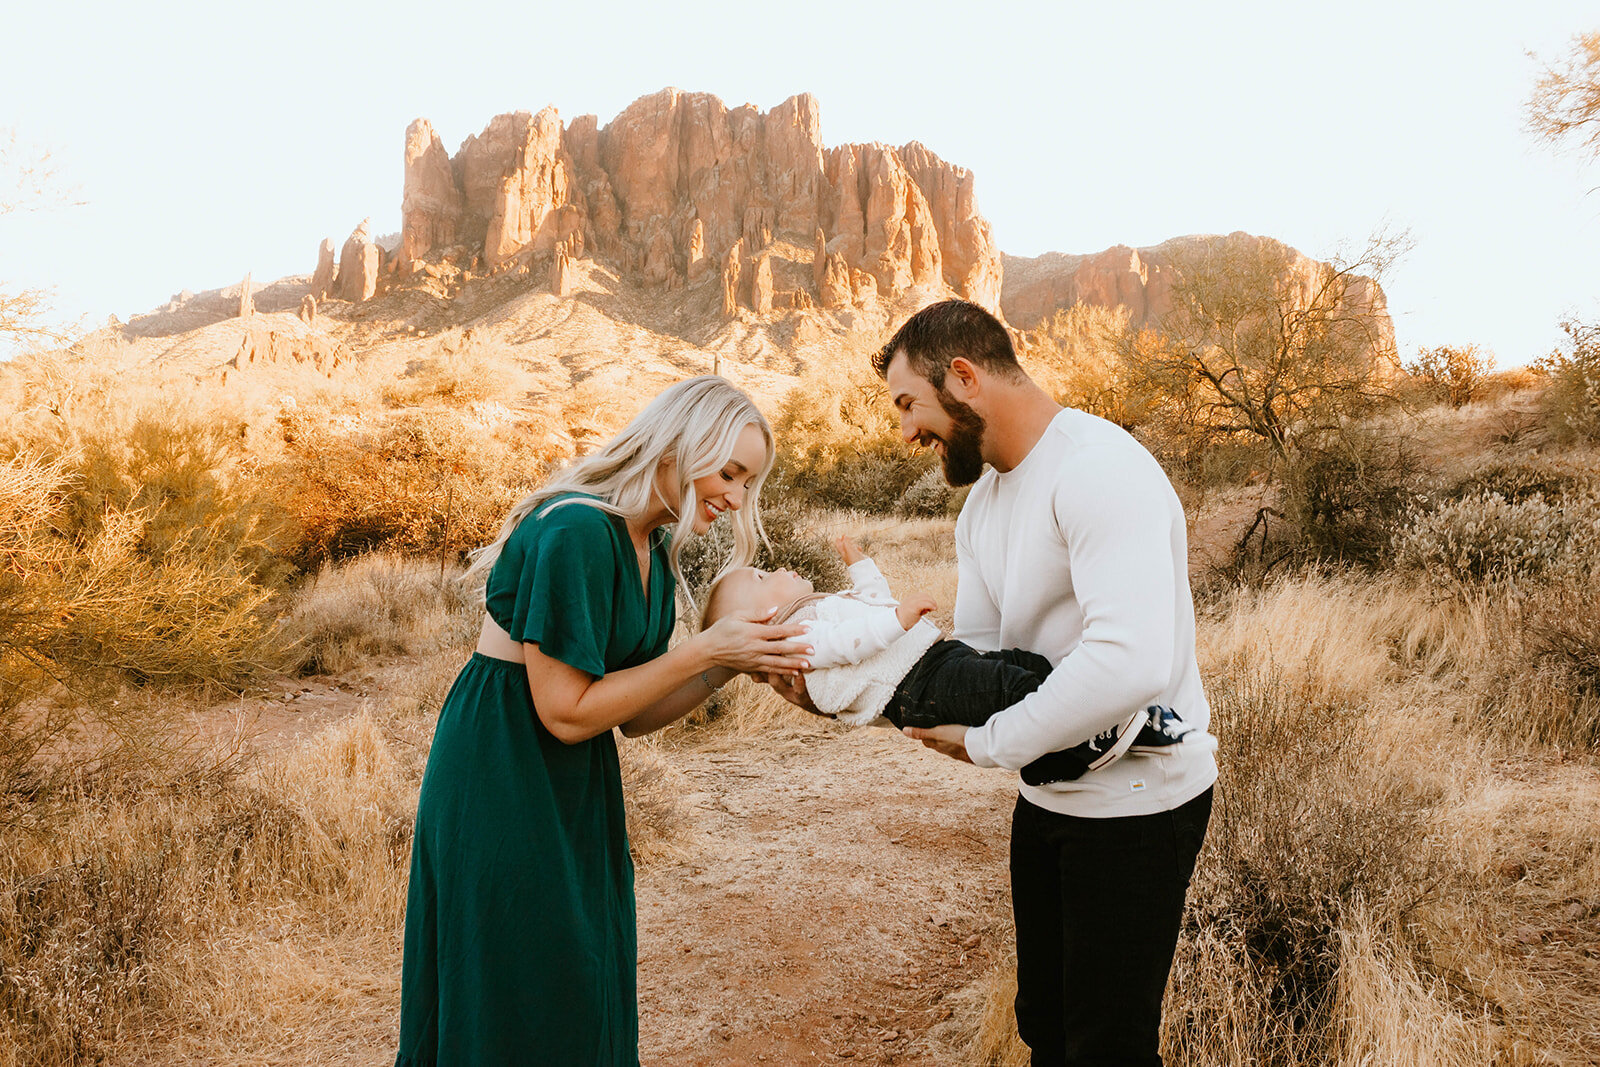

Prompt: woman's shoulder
[518,493,622,540]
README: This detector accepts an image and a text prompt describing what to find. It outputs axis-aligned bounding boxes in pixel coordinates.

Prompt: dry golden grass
[2,346,1598,1065]
[962,558,1599,1066]
[281,554,480,676]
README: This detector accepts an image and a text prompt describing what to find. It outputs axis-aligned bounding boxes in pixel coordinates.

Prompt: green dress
[396,493,675,1066]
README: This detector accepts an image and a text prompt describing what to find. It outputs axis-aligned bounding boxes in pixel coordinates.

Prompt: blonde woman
[395,377,811,1066]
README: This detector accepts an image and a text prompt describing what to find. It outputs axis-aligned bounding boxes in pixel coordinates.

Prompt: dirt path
[635,721,1017,1065]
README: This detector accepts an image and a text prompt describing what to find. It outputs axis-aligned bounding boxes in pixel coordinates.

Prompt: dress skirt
[395,653,638,1066]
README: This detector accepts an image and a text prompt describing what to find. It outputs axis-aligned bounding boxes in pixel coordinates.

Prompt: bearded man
[777,299,1217,1066]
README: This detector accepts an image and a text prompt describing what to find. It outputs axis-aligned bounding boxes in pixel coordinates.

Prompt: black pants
[883,640,1092,786]
[1010,787,1212,1067]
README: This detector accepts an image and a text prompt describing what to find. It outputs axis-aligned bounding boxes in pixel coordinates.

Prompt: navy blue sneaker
[1019,707,1146,786]
[1128,705,1194,752]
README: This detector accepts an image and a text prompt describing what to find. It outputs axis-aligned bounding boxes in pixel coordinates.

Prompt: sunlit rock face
[399,88,1005,315]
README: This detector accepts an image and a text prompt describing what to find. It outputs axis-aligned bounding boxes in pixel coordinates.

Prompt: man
[778,299,1217,1065]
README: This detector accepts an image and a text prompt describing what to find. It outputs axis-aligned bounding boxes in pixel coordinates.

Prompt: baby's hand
[833,534,868,565]
[895,594,937,630]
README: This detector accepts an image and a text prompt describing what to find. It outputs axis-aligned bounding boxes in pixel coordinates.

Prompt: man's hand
[903,724,972,763]
[765,670,830,717]
[895,594,937,630]
[833,534,868,566]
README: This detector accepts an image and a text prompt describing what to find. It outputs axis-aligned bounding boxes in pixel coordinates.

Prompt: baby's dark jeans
[882,640,1093,786]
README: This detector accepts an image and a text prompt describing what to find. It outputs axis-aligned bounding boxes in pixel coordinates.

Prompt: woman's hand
[903,724,972,763]
[699,609,813,676]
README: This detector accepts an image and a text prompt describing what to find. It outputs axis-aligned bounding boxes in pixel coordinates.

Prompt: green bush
[1392,489,1600,586]
[1537,319,1600,442]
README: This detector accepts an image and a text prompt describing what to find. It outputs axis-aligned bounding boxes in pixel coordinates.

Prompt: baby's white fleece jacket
[797,559,942,724]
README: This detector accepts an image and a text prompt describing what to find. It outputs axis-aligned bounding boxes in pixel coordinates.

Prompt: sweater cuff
[964,721,999,768]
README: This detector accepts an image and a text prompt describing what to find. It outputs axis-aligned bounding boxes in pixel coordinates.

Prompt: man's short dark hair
[872,299,1022,390]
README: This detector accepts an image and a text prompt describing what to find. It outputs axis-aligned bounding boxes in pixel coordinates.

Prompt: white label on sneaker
[1129,779,1147,793]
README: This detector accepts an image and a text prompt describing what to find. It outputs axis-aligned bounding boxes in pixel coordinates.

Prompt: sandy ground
[635,722,1016,1066]
[178,693,1019,1066]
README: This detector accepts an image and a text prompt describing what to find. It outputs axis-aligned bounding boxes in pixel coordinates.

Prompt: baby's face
[717,566,815,618]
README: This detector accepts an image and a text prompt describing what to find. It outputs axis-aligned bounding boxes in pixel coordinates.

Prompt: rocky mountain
[105,88,1393,417]
[394,89,1002,317]
[1000,235,1393,345]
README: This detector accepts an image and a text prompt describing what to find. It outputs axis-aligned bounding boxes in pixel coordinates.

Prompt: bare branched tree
[1115,231,1407,465]
[1527,32,1600,159]
[0,128,79,350]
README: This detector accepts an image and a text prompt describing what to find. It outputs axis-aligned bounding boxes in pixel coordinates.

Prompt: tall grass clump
[0,710,418,1064]
[280,554,481,676]
[1162,668,1435,1063]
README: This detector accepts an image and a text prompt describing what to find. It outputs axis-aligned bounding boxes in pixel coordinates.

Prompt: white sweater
[796,559,942,724]
[956,408,1218,818]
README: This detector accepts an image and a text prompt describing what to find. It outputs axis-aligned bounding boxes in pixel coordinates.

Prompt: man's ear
[946,357,981,399]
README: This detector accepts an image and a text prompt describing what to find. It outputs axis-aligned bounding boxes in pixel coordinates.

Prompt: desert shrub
[1,455,288,799]
[275,408,548,569]
[1536,318,1600,442]
[1405,343,1493,408]
[381,331,537,407]
[1163,668,1431,1060]
[770,340,932,513]
[1476,581,1600,749]
[1442,455,1597,504]
[280,554,480,676]
[1020,303,1149,427]
[1392,488,1600,586]
[1279,429,1425,569]
[896,466,963,517]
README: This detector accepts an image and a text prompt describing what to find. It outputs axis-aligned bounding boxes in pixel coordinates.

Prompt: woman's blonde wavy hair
[464,376,774,609]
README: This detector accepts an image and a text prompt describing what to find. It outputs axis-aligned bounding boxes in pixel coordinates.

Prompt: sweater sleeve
[801,603,907,669]
[963,446,1178,769]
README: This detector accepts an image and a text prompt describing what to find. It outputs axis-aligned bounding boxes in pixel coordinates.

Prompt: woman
[395,376,811,1066]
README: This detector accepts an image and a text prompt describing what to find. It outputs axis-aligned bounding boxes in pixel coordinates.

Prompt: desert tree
[1527,32,1600,161]
[0,128,78,351]
[1116,230,1405,467]
[1406,343,1493,408]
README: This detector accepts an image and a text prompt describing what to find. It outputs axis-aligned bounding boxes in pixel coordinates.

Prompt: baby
[703,535,1193,785]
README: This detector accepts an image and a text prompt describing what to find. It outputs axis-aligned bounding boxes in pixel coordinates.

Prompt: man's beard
[935,391,986,486]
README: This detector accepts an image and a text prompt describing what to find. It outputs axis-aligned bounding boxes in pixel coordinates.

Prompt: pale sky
[3,0,1599,366]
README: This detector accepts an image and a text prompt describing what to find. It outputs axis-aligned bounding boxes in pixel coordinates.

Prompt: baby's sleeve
[802,603,906,668]
[846,558,895,602]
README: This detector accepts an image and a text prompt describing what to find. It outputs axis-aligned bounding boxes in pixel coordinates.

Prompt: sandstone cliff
[1001,233,1394,355]
[398,89,1005,315]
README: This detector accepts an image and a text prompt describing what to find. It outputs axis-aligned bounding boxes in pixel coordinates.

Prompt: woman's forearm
[618,666,737,737]
[528,638,717,744]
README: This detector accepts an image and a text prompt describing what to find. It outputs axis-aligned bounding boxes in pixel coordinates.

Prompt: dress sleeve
[503,503,618,678]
